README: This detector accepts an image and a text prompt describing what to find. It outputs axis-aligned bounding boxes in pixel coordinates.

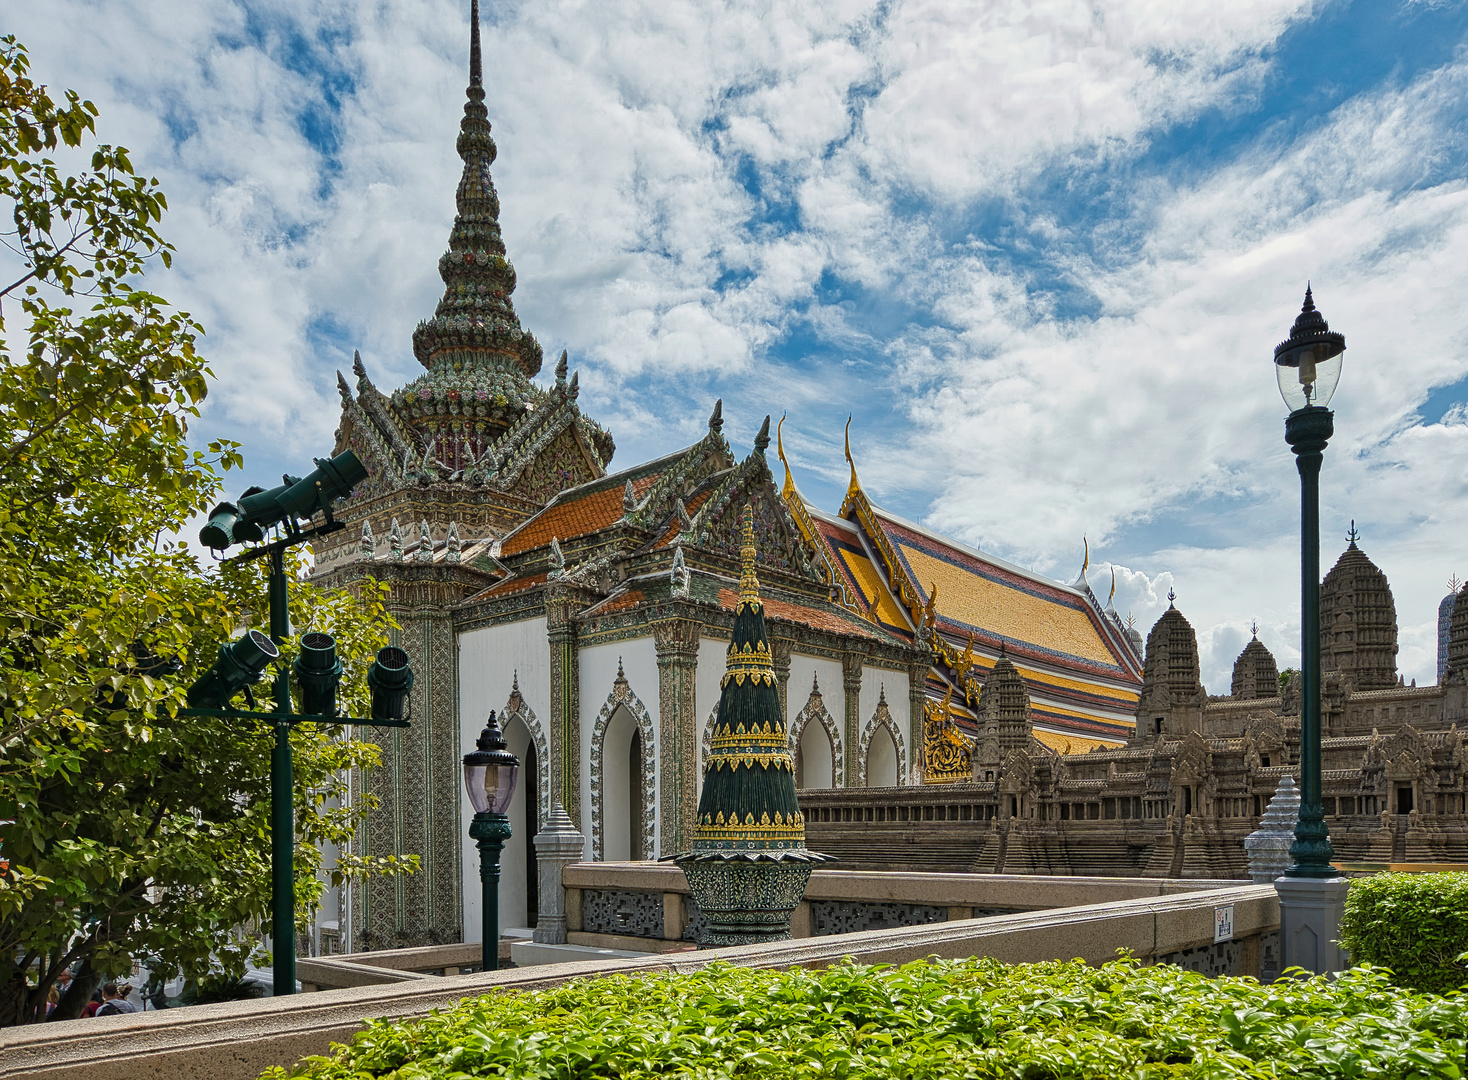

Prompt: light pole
[1273,285,1350,974]
[463,710,519,972]
[186,449,416,995]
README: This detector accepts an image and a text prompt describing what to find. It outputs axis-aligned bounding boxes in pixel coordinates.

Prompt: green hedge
[265,957,1468,1079]
[1339,871,1468,994]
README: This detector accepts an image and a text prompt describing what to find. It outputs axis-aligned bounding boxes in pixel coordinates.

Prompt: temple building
[310,5,1468,952]
[310,3,1147,950]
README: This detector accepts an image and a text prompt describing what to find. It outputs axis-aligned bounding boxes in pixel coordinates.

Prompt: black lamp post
[1275,285,1345,878]
[463,710,519,971]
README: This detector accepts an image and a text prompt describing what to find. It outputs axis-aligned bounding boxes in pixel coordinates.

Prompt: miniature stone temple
[304,1,1468,953]
[675,507,829,946]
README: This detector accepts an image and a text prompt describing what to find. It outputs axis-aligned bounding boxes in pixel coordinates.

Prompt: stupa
[674,505,831,946]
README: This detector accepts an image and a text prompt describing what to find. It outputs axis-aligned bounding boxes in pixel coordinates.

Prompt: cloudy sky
[8,0,1468,691]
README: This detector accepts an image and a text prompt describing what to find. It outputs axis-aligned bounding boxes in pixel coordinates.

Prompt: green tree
[0,37,412,1026]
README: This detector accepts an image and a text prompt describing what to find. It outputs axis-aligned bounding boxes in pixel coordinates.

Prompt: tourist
[95,982,139,1016]
[81,988,103,1018]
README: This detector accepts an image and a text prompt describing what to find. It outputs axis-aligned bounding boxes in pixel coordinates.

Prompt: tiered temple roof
[778,420,1143,747]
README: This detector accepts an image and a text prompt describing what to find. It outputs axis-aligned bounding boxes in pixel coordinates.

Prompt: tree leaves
[0,36,411,1026]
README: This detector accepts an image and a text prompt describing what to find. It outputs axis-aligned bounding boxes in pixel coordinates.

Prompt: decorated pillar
[907,661,929,783]
[545,583,582,829]
[654,614,702,857]
[841,652,864,787]
[772,638,793,725]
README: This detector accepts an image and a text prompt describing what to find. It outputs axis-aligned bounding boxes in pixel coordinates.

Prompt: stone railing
[1,880,1278,1080]
[561,863,1248,952]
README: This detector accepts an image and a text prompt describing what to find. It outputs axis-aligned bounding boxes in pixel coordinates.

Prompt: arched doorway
[867,725,899,787]
[797,719,835,789]
[601,704,647,861]
[500,715,539,930]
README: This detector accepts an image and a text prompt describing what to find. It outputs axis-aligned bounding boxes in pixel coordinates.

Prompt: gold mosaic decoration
[924,686,972,784]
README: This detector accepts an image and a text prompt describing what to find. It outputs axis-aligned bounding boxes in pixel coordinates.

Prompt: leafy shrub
[265,957,1468,1080]
[1339,871,1468,994]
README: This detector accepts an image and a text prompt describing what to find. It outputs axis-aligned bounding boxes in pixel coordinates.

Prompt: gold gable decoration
[923,686,972,784]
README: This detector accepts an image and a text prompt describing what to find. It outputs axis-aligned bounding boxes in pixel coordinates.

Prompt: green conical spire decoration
[690,504,816,855]
[410,0,542,380]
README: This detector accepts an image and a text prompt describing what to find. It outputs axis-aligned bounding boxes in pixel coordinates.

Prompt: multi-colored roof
[779,426,1142,747]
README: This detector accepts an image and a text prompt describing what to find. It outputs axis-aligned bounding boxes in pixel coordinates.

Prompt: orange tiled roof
[501,475,658,557]
[591,588,645,616]
[715,587,887,640]
[469,571,549,601]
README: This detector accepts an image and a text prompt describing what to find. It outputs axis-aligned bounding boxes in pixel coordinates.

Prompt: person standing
[95,983,139,1016]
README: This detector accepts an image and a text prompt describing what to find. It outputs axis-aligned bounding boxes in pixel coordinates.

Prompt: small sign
[1214,904,1235,943]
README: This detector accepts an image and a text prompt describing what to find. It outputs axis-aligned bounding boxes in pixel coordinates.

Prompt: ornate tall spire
[410,0,541,380]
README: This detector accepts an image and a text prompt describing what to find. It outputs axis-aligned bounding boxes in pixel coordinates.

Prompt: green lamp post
[1275,285,1345,879]
[463,710,519,971]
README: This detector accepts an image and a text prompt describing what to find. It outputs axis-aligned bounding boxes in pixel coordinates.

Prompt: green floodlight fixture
[198,450,370,552]
[367,646,414,720]
[199,501,242,551]
[293,632,343,717]
[186,629,280,709]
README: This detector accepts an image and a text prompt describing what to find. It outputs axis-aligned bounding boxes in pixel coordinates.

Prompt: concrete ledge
[511,941,649,967]
[0,884,1276,1080]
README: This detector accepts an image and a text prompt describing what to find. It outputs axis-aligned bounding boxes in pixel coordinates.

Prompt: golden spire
[738,503,761,608]
[777,414,796,499]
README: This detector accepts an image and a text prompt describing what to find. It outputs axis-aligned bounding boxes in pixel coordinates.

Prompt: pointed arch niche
[789,674,842,789]
[858,685,907,787]
[589,661,657,862]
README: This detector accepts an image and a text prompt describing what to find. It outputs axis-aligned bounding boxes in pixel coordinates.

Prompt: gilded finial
[1250,619,1258,639]
[1108,566,1116,604]
[738,504,760,608]
[1082,536,1089,575]
[1167,588,1176,607]
[777,414,797,498]
[1347,520,1360,545]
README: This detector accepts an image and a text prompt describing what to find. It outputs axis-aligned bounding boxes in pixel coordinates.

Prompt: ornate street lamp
[1275,285,1344,878]
[463,710,519,971]
[1273,285,1350,975]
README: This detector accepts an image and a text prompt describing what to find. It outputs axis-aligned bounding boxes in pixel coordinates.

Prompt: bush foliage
[1339,872,1468,994]
[267,957,1468,1080]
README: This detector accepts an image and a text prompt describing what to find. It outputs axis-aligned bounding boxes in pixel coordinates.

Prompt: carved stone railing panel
[810,901,948,936]
[581,889,664,939]
[1154,939,1243,978]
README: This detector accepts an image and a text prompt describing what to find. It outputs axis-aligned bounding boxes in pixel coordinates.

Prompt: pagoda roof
[497,445,688,558]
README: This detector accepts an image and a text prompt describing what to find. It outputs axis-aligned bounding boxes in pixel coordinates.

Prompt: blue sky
[7,0,1468,691]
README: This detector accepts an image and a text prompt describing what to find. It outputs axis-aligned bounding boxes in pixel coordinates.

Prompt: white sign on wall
[1214,904,1235,944]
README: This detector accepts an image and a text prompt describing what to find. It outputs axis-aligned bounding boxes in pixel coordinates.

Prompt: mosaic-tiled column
[772,638,792,723]
[907,661,929,784]
[842,652,864,787]
[654,615,702,857]
[545,584,582,829]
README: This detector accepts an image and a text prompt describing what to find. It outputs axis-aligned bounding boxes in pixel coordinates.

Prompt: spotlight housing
[186,629,280,709]
[293,632,343,717]
[367,646,414,720]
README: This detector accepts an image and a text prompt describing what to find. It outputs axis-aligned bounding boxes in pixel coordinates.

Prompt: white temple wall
[861,665,910,785]
[695,635,728,793]
[456,616,550,943]
[579,638,660,860]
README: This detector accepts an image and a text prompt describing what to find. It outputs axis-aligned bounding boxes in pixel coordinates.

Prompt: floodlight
[293,631,343,717]
[276,451,370,521]
[367,646,414,720]
[186,629,280,709]
[200,501,242,551]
